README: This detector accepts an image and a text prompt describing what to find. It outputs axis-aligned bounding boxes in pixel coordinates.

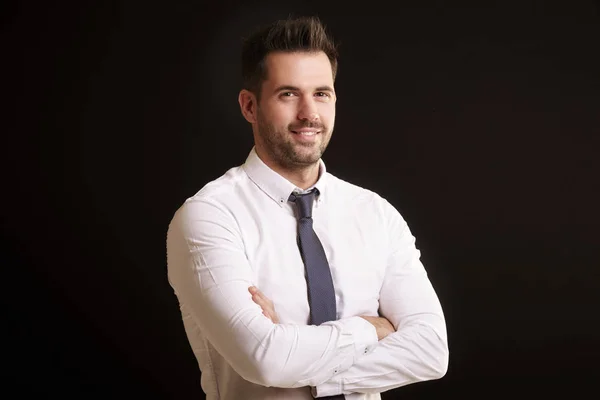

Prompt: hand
[248,286,394,339]
[360,316,395,341]
[249,286,280,323]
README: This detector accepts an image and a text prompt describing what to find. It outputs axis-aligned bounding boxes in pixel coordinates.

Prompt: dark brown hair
[241,16,338,100]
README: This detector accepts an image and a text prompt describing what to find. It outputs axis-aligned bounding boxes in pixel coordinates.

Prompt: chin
[294,153,321,165]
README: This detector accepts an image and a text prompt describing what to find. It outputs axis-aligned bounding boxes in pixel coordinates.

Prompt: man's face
[254,51,336,170]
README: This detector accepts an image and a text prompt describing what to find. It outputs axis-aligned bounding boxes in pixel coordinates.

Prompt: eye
[280,92,296,97]
[315,92,331,98]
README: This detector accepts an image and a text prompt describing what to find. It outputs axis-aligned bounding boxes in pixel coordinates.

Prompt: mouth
[290,130,320,137]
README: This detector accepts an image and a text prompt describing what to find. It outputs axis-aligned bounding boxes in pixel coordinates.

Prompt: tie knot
[289,190,317,220]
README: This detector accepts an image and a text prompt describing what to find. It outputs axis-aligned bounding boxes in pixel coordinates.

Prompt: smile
[291,130,320,136]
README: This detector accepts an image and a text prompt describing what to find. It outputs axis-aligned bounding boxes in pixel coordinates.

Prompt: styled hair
[241,16,338,100]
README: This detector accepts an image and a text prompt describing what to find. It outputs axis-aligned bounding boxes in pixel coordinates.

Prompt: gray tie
[289,189,345,400]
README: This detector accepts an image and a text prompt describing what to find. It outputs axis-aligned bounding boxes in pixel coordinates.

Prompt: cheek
[267,104,295,123]
[320,105,336,124]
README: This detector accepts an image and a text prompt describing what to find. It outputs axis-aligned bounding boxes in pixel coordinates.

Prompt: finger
[249,286,268,303]
[254,289,274,306]
[248,287,276,318]
[262,310,273,321]
[252,287,264,298]
[250,287,269,306]
[251,293,264,307]
[251,289,272,307]
[252,292,272,311]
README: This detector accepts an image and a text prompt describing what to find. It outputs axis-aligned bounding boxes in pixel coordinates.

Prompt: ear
[238,89,258,124]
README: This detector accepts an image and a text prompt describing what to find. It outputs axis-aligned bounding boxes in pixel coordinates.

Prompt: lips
[291,130,319,136]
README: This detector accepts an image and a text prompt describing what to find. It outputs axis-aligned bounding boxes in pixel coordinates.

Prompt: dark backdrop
[3,0,599,398]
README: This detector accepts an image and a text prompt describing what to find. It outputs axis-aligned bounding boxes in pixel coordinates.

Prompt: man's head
[238,16,338,174]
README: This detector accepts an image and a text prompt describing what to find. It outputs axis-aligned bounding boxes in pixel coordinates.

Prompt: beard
[256,110,333,170]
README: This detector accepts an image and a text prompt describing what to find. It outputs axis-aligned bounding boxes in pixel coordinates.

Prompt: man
[167,16,448,400]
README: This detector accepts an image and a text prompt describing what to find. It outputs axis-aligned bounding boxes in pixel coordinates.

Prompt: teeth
[297,131,317,136]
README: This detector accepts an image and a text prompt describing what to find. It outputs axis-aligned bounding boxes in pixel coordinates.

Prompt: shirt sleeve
[166,196,379,389]
[313,199,449,397]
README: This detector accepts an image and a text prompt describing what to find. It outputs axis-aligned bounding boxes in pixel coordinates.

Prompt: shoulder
[325,172,388,207]
[172,165,248,223]
[325,172,406,224]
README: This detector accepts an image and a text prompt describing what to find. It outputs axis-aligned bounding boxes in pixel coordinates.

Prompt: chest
[239,203,388,323]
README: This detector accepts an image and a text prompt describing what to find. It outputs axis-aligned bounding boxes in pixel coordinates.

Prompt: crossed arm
[249,255,448,397]
[249,286,395,341]
[248,203,449,397]
[167,198,448,396]
[168,199,382,389]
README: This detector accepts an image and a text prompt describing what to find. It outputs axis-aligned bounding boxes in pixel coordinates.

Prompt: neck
[284,163,321,190]
[255,148,321,190]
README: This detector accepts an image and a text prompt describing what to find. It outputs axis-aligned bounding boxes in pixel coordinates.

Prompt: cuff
[322,316,378,359]
[312,374,342,398]
[341,316,379,357]
[313,316,378,396]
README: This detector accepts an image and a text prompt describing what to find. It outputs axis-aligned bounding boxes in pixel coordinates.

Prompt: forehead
[263,51,334,89]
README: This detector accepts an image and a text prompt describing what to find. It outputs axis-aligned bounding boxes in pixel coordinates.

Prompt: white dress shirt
[167,147,448,400]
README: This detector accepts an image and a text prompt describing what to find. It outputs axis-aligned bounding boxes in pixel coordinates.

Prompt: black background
[3,0,600,398]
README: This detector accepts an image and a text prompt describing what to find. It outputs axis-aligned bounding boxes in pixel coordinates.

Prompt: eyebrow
[274,85,335,93]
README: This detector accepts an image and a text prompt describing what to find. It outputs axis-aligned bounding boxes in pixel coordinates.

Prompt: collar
[242,147,327,208]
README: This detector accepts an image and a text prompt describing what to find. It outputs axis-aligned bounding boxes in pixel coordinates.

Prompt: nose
[297,98,319,122]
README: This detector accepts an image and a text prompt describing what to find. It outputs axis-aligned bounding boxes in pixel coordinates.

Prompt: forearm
[196,282,378,388]
[313,200,449,397]
[167,205,378,388]
[314,314,448,396]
